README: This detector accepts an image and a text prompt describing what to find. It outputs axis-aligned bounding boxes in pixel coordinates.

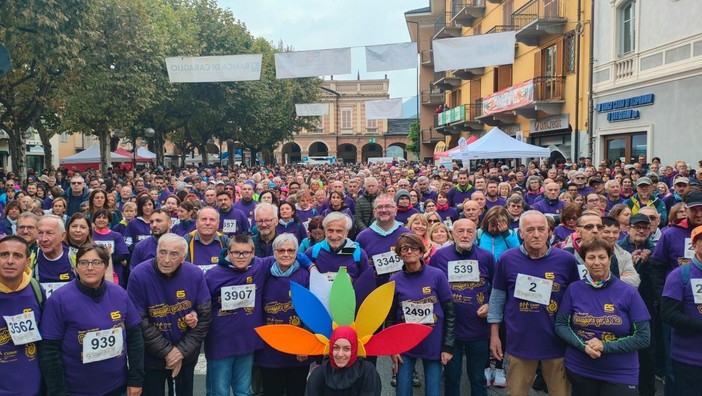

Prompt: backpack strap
[681,264,691,286]
[352,244,361,265]
[29,278,44,310]
[311,243,322,261]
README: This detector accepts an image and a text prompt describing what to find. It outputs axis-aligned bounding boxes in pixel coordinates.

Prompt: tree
[406,121,420,158]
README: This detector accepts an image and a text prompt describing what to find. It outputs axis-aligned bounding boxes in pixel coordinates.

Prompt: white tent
[60,144,132,164]
[450,127,550,160]
[137,147,156,160]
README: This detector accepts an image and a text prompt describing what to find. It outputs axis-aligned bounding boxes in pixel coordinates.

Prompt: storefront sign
[607,109,640,122]
[530,114,569,133]
[596,94,654,112]
[481,79,534,116]
[437,105,466,126]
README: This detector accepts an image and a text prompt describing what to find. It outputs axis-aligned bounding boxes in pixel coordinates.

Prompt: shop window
[60,132,68,142]
[604,132,646,165]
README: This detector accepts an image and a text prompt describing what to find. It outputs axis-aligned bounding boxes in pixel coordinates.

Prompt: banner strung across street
[432,31,516,72]
[364,98,403,120]
[165,54,262,82]
[275,48,352,79]
[365,42,418,72]
[295,103,330,117]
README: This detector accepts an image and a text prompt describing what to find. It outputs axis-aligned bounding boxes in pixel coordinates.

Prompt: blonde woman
[406,213,435,263]
[427,222,453,249]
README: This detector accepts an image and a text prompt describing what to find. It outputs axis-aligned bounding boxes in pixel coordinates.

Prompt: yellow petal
[355,281,395,339]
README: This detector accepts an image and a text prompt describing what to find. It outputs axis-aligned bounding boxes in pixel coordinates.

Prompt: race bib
[514,273,553,305]
[41,282,68,299]
[222,219,237,234]
[684,238,694,259]
[448,260,479,283]
[690,279,702,304]
[221,284,256,310]
[372,252,403,275]
[577,264,588,280]
[199,264,217,274]
[95,240,115,253]
[3,311,41,345]
[137,235,150,242]
[401,301,434,324]
[303,221,310,230]
[82,327,124,364]
[443,218,453,229]
[323,272,337,282]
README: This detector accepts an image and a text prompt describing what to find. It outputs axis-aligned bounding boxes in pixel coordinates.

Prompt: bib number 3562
[82,328,124,364]
[3,311,41,345]
[221,284,256,310]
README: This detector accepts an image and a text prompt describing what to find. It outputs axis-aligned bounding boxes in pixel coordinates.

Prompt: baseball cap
[625,164,635,170]
[674,177,690,185]
[588,177,603,186]
[629,213,651,225]
[686,191,702,208]
[636,177,653,186]
[501,165,509,171]
[691,225,702,243]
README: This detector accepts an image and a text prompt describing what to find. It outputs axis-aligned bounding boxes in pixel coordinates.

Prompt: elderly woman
[257,234,311,396]
[407,213,435,263]
[304,212,369,281]
[388,233,455,396]
[40,244,144,395]
[477,206,520,262]
[555,236,650,396]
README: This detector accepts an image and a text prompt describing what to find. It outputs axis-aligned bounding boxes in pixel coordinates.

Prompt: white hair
[157,233,187,255]
[518,210,548,230]
[254,202,278,220]
[323,212,352,231]
[272,233,299,252]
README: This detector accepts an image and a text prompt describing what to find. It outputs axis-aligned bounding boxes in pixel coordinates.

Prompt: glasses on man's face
[17,225,36,231]
[400,246,421,253]
[374,205,395,211]
[632,225,650,232]
[229,250,253,258]
[647,215,658,221]
[580,224,605,231]
[275,248,296,255]
[71,181,83,185]
[256,218,276,225]
[77,260,105,268]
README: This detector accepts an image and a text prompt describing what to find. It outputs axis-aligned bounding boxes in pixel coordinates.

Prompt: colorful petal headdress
[255,267,432,357]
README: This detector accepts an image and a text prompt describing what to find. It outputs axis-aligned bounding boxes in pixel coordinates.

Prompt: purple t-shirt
[524,191,544,207]
[553,225,575,243]
[93,230,129,281]
[436,207,459,222]
[560,277,650,385]
[35,246,75,283]
[484,196,506,210]
[296,207,317,223]
[356,226,411,286]
[391,265,452,360]
[129,236,158,270]
[492,247,580,360]
[652,224,693,272]
[395,207,419,225]
[232,199,257,223]
[218,207,250,237]
[532,199,565,215]
[304,242,369,281]
[186,234,227,267]
[448,185,474,207]
[41,281,141,396]
[255,268,311,368]
[420,190,438,203]
[0,285,43,396]
[127,260,210,368]
[204,256,278,360]
[172,220,196,237]
[662,263,702,366]
[125,217,151,246]
[430,244,494,342]
[276,221,308,245]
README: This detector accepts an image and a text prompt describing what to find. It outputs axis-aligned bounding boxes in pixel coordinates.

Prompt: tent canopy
[114,147,155,162]
[449,127,549,160]
[137,147,156,160]
[60,144,131,164]
[433,136,478,159]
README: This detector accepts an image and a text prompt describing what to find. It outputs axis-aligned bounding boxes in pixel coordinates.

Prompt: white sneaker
[493,368,507,388]
[484,367,494,387]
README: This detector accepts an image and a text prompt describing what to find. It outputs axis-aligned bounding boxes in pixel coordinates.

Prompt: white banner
[295,103,329,117]
[365,98,403,120]
[365,42,418,72]
[432,31,516,72]
[275,48,352,79]
[165,54,263,83]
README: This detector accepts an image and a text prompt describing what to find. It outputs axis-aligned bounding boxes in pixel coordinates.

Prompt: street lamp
[24,126,36,140]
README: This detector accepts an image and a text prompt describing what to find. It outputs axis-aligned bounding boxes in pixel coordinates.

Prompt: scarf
[329,326,360,369]
[279,218,295,227]
[396,205,411,212]
[270,260,300,277]
[370,220,403,236]
[585,271,611,289]
[437,203,449,211]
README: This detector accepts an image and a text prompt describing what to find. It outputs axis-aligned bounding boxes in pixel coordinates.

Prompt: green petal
[329,267,356,325]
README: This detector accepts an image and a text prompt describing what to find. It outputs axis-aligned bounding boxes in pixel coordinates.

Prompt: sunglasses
[580,224,605,231]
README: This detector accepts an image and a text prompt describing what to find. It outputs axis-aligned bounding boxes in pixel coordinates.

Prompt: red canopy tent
[433,135,478,160]
[113,147,154,163]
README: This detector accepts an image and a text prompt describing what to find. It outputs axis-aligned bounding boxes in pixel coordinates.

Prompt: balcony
[512,0,567,46]
[421,129,443,144]
[421,49,433,66]
[433,71,461,91]
[486,0,501,3]
[485,25,517,34]
[433,12,462,40]
[450,0,486,27]
[452,67,485,80]
[435,104,482,135]
[476,76,565,123]
[421,89,444,106]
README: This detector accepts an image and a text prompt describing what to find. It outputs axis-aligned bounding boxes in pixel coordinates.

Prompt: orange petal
[355,281,395,339]
[255,325,325,355]
[363,324,432,356]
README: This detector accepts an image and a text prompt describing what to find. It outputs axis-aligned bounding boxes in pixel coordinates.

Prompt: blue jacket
[476,228,521,262]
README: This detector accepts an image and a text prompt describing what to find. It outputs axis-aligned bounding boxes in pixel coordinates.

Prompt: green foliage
[406,121,420,156]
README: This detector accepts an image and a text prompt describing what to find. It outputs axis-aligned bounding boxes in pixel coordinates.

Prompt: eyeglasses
[17,225,36,231]
[374,205,395,211]
[580,224,605,231]
[646,215,659,221]
[71,181,84,185]
[77,260,105,268]
[229,250,253,258]
[256,218,276,224]
[400,246,421,253]
[428,219,441,224]
[632,225,650,231]
[275,248,296,255]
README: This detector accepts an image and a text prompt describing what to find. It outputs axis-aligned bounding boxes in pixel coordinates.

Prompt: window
[620,1,636,56]
[60,132,68,142]
[564,31,576,75]
[543,44,557,77]
[341,109,352,130]
[315,116,325,133]
[366,118,377,132]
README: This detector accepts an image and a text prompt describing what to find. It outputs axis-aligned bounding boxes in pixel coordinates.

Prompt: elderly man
[216,191,249,237]
[461,200,482,225]
[532,182,565,215]
[570,171,592,197]
[604,179,624,212]
[488,211,579,396]
[252,203,279,257]
[183,207,229,273]
[0,236,43,396]
[354,177,380,232]
[624,177,668,225]
[431,219,495,396]
[416,176,437,202]
[305,212,369,281]
[33,215,75,296]
[639,207,662,245]
[663,176,689,214]
[127,233,211,396]
[63,174,89,217]
[130,209,172,270]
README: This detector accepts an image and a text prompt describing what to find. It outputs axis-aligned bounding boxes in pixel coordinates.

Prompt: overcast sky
[217,0,428,99]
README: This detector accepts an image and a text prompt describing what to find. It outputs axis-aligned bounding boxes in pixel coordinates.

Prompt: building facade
[274,78,409,164]
[592,0,702,166]
[407,0,592,163]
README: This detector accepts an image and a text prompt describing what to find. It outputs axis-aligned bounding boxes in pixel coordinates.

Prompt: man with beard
[216,191,249,237]
[251,203,279,257]
[130,209,172,269]
[447,170,475,207]
[484,180,507,210]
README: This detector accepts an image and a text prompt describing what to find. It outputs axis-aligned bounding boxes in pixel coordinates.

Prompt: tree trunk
[180,151,186,168]
[36,123,54,170]
[249,148,258,166]
[97,130,111,173]
[199,144,208,166]
[8,127,27,182]
[155,132,164,168]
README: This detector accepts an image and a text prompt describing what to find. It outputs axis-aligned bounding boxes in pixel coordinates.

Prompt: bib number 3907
[82,328,124,364]
[514,273,553,305]
[372,252,403,275]
[3,311,41,345]
[221,284,256,310]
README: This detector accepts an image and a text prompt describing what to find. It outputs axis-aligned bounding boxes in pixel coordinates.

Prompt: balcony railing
[451,0,486,26]
[615,57,636,80]
[434,12,461,39]
[485,25,516,34]
[533,76,565,101]
[421,90,444,105]
[421,129,442,144]
[451,0,486,14]
[512,0,564,29]
[475,99,483,118]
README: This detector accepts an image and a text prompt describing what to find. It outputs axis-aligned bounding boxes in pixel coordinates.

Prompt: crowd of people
[1,154,701,396]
